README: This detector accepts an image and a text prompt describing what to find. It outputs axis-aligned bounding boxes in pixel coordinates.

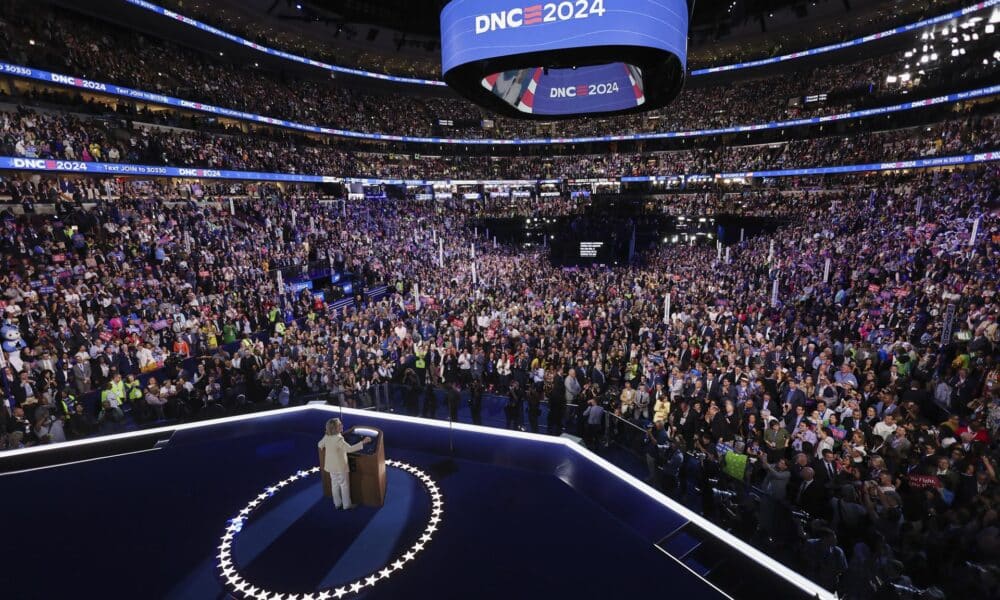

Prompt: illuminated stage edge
[3,405,835,600]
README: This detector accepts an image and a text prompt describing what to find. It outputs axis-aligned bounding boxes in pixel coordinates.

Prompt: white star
[391,560,405,570]
[379,568,392,579]
[235,582,250,594]
[315,591,331,600]
[420,534,432,542]
[413,543,425,552]
[403,551,415,561]
[350,582,363,594]
[332,587,348,599]
[365,575,378,586]
[245,586,259,598]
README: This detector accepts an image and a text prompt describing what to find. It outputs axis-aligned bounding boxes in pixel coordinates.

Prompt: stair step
[660,530,702,558]
[682,556,712,577]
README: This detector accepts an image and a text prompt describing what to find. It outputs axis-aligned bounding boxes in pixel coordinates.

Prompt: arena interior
[0,1,998,598]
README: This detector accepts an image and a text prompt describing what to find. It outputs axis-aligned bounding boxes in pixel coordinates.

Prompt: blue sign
[1,152,996,185]
[495,63,645,116]
[288,280,314,293]
[441,0,687,116]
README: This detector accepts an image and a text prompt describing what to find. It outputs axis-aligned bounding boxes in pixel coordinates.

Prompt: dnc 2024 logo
[475,0,606,34]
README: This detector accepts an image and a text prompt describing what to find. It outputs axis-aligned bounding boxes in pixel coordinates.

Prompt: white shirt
[318,433,364,474]
[873,420,897,440]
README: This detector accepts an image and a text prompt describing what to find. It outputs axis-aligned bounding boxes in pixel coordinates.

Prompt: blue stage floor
[1,410,743,599]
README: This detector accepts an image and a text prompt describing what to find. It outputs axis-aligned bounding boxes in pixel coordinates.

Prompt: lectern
[319,426,386,507]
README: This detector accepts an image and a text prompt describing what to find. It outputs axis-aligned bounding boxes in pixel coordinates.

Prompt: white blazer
[318,434,364,474]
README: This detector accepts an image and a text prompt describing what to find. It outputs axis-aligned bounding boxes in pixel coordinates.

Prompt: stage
[0,407,830,599]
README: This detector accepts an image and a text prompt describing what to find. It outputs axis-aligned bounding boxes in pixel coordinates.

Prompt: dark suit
[784,412,805,433]
[794,479,829,519]
[55,368,75,390]
[707,375,724,401]
[782,388,806,408]
[812,458,838,488]
[678,349,692,371]
[118,353,139,376]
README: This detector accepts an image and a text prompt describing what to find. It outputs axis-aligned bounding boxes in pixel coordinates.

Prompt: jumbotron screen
[440,0,687,118]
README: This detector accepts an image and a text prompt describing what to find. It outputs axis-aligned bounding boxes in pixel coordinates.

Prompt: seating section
[0,3,998,600]
[1,0,996,140]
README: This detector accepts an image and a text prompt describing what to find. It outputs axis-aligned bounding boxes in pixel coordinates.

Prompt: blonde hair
[325,418,341,436]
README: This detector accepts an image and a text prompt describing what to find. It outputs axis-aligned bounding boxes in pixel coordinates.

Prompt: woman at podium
[318,418,371,509]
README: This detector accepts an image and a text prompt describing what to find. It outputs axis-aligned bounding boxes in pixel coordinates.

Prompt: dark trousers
[527,409,539,433]
[585,422,603,448]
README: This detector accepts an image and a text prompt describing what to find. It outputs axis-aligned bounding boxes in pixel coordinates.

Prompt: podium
[319,426,386,507]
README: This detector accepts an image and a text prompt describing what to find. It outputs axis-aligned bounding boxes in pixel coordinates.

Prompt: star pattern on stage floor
[218,459,443,600]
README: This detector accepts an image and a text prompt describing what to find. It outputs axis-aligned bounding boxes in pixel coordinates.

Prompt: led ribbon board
[440,0,688,119]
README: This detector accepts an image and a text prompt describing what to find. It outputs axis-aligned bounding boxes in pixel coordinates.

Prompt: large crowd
[1,162,998,597]
[1,0,996,140]
[147,0,975,81]
[2,104,997,180]
[1,1,999,598]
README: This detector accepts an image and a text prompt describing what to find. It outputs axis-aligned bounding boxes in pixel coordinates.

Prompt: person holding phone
[318,418,371,510]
